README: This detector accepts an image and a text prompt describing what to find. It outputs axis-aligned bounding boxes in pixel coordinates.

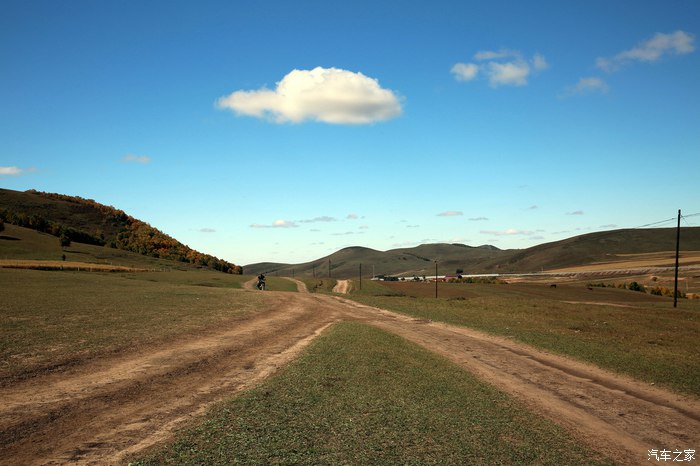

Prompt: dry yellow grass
[548,250,700,273]
[0,259,148,272]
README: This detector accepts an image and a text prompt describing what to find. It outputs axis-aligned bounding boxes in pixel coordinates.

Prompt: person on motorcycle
[257,273,266,290]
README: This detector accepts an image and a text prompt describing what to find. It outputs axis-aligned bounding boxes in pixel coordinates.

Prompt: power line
[633,217,677,229]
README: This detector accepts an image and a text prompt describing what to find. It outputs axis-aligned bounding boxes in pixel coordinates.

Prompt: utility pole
[674,209,681,308]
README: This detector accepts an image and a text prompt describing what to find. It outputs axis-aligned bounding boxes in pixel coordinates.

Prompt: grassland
[348,280,700,396]
[134,322,611,465]
[0,268,262,381]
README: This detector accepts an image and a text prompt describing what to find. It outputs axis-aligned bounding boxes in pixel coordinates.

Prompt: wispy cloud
[452,49,548,87]
[438,211,463,217]
[122,153,151,164]
[299,216,336,223]
[0,166,24,176]
[198,228,216,233]
[217,67,402,125]
[561,77,609,98]
[332,231,364,236]
[481,229,534,236]
[346,213,359,220]
[250,219,298,228]
[567,210,585,216]
[450,63,479,82]
[596,30,695,72]
[469,217,489,221]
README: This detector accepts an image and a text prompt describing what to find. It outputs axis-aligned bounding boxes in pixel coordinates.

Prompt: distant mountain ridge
[0,188,241,273]
[245,227,700,279]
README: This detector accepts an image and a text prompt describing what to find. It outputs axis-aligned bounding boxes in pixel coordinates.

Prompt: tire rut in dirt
[0,295,339,465]
[328,297,700,466]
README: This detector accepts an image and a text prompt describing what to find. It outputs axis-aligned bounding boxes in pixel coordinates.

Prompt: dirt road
[333,279,350,294]
[1,290,698,465]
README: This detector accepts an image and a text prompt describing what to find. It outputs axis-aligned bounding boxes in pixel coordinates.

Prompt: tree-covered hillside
[0,189,241,274]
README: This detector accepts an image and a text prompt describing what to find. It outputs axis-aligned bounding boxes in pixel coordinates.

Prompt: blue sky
[2,1,699,266]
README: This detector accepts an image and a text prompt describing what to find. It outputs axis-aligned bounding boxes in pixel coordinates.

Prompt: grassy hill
[482,227,700,273]
[0,188,241,273]
[0,223,204,271]
[246,227,700,278]
[246,244,507,279]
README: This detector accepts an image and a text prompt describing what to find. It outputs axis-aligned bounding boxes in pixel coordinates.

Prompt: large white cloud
[452,49,548,87]
[596,30,695,72]
[217,67,402,124]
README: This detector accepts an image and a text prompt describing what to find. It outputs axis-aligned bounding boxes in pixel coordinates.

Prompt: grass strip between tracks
[133,321,612,465]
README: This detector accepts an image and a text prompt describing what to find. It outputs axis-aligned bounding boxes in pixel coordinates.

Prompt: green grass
[302,277,338,293]
[0,224,63,260]
[0,268,266,381]
[133,322,611,465]
[348,281,700,396]
[265,276,300,292]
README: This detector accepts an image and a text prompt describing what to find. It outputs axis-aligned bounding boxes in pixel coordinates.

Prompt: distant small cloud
[452,49,548,87]
[438,211,463,217]
[567,210,585,216]
[532,53,549,71]
[450,63,479,82]
[596,30,695,72]
[250,219,298,228]
[527,205,538,210]
[346,213,359,220]
[299,216,336,223]
[406,224,420,228]
[198,228,216,233]
[469,217,489,221]
[561,77,609,98]
[600,224,618,228]
[216,67,402,125]
[0,166,23,176]
[122,154,151,164]
[481,229,534,236]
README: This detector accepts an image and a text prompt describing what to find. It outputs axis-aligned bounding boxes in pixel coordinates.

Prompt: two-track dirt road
[1,287,698,465]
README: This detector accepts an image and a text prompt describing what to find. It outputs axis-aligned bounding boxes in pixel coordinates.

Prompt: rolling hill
[245,227,700,278]
[0,188,241,273]
[3,188,698,278]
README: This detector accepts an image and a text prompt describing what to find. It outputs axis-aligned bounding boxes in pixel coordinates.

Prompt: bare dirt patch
[333,279,350,294]
[2,290,698,465]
